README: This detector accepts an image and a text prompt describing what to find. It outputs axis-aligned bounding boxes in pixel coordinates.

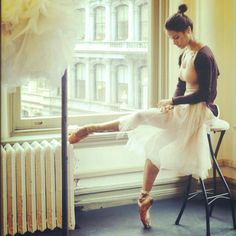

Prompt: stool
[175,118,236,236]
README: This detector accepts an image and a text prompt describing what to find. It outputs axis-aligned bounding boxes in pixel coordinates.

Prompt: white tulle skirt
[118,102,217,179]
[2,0,78,91]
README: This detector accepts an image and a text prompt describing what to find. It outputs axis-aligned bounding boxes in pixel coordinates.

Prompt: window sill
[1,130,128,147]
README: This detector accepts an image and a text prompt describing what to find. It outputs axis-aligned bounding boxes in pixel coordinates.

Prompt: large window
[13,0,168,131]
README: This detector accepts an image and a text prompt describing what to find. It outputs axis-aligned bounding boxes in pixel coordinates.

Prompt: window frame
[9,0,169,137]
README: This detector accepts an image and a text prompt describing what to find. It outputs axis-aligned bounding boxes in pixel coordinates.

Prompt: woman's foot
[138,191,153,229]
[68,125,97,144]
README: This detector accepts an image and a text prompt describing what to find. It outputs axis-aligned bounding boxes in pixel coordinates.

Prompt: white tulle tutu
[2,0,79,91]
[119,100,217,179]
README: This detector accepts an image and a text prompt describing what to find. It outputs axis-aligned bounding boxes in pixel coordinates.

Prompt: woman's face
[167,28,191,49]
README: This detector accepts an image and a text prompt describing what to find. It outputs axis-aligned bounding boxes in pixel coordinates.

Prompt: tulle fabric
[1,0,79,91]
[118,101,217,179]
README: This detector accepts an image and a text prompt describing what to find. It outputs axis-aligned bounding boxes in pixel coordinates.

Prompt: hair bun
[178,4,188,14]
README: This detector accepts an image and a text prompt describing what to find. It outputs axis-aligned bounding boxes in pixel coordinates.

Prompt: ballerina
[69,4,220,229]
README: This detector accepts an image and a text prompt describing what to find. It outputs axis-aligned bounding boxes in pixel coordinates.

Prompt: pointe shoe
[138,191,153,229]
[68,125,97,144]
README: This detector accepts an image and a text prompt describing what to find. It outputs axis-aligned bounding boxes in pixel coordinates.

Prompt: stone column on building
[85,59,90,100]
[105,3,111,41]
[105,59,111,104]
[88,60,95,101]
[128,0,134,41]
[111,5,116,41]
[85,4,93,41]
[127,58,134,107]
[110,61,117,104]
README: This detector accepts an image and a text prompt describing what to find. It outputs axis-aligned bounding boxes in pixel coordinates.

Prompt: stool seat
[207,118,230,132]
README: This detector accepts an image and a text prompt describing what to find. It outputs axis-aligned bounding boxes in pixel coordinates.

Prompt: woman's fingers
[160,105,174,112]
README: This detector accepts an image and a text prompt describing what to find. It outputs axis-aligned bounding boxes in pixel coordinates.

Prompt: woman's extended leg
[68,109,164,144]
[68,120,120,144]
[138,159,159,228]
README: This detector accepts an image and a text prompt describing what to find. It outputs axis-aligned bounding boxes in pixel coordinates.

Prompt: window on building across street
[116,5,128,40]
[14,0,167,131]
[94,6,105,41]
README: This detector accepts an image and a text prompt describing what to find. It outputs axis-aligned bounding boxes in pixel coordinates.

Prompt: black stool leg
[209,131,224,216]
[207,132,236,229]
[175,175,192,225]
[200,178,211,236]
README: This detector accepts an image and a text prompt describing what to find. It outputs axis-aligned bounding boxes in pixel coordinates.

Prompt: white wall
[197,0,236,164]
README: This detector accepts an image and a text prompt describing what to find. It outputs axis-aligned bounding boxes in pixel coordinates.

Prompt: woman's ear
[186,26,192,34]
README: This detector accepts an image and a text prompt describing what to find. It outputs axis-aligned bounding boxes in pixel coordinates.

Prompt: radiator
[0,140,75,236]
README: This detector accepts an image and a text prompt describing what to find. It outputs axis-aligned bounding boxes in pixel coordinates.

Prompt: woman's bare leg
[142,159,159,192]
[68,120,120,144]
[138,159,159,228]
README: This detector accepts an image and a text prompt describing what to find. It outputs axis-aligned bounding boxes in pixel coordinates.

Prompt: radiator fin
[13,143,27,234]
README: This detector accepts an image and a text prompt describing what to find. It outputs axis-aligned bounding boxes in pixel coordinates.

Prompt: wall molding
[218,158,236,169]
[76,162,236,211]
[75,174,189,210]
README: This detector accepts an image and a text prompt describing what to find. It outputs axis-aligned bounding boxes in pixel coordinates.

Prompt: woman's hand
[157,99,174,112]
[157,99,173,107]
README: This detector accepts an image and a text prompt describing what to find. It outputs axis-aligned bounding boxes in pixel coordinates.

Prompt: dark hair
[165,4,193,32]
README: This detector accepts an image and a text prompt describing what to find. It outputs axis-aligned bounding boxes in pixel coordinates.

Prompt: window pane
[20,0,149,118]
[21,80,61,118]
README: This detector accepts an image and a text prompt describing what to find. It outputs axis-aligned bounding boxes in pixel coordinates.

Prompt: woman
[69,4,219,229]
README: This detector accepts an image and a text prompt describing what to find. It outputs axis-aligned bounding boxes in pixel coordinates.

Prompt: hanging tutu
[1,0,79,91]
[118,92,217,179]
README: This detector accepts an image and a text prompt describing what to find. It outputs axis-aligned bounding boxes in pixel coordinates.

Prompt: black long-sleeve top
[172,46,220,116]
